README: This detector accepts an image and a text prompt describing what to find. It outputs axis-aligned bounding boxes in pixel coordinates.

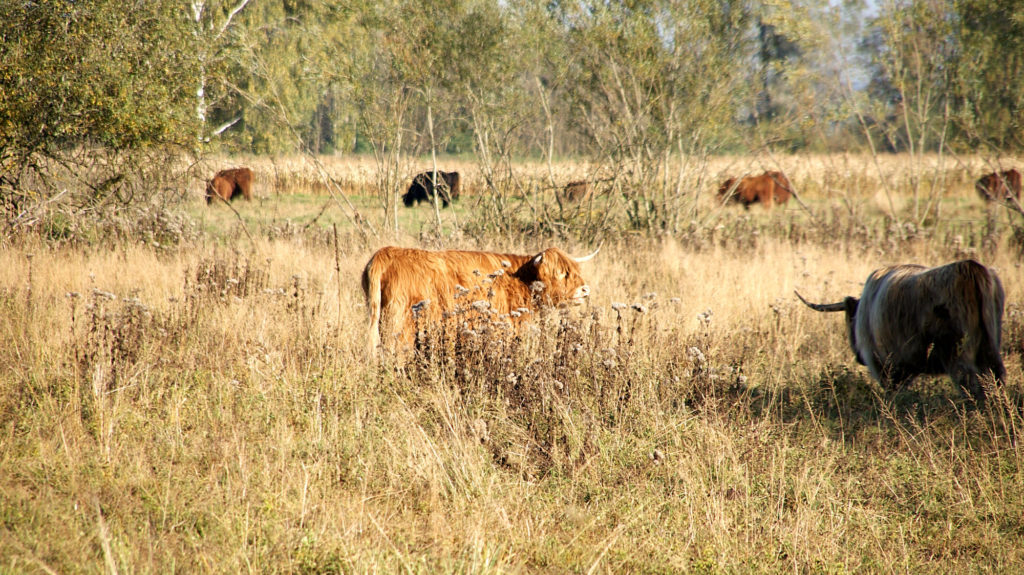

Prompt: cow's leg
[977,342,1006,386]
[950,362,986,404]
[883,368,914,391]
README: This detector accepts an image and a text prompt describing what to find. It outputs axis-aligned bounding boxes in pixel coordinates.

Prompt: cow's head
[514,247,597,306]
[795,291,864,365]
[718,178,735,196]
[205,179,224,204]
[976,174,997,199]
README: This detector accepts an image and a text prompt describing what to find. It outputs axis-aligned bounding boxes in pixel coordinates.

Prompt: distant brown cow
[560,180,592,203]
[975,169,1021,203]
[718,171,792,209]
[206,167,253,205]
[362,245,598,351]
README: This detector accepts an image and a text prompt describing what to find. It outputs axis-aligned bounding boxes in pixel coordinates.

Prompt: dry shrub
[394,290,765,481]
[188,255,270,301]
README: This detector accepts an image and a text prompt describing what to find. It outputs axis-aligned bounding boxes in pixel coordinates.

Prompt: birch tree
[188,0,253,142]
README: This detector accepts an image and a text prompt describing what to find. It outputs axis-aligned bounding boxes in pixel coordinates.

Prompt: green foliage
[952,0,1024,149]
[0,0,199,227]
[0,0,197,159]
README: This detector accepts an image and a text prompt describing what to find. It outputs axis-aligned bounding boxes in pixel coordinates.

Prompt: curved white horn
[573,243,602,263]
[794,290,846,312]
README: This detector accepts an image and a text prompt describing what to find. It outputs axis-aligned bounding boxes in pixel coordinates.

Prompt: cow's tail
[362,253,383,354]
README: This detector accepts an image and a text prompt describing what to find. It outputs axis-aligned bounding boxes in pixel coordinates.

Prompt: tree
[187,0,254,145]
[951,0,1024,150]
[559,0,751,230]
[0,0,198,217]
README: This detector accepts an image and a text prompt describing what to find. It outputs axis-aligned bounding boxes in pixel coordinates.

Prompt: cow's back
[856,260,1005,386]
[720,171,791,208]
[207,167,253,203]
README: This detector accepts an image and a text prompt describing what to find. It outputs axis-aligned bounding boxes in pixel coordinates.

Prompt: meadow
[2,153,1024,573]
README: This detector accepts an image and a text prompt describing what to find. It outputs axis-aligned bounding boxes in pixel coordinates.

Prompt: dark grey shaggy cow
[796,259,1005,403]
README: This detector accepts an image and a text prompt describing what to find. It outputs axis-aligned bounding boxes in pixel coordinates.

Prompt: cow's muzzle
[572,285,591,302]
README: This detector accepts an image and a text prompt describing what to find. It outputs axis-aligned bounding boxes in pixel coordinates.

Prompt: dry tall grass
[2,154,1024,573]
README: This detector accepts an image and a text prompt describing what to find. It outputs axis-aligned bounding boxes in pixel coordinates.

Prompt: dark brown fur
[975,169,1021,202]
[403,171,461,207]
[560,180,592,203]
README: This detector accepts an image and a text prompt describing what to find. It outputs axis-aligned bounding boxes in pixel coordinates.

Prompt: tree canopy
[1,0,1022,194]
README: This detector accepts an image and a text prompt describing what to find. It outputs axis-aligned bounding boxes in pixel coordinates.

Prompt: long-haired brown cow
[206,167,253,204]
[718,171,792,209]
[362,245,598,351]
[796,259,1005,403]
[975,169,1021,203]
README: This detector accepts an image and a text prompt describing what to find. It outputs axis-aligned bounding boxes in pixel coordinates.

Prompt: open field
[3,153,1024,572]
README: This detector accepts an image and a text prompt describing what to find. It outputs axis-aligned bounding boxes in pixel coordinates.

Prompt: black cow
[402,171,461,208]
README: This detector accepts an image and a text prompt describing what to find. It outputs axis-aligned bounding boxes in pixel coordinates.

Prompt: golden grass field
[2,153,1024,572]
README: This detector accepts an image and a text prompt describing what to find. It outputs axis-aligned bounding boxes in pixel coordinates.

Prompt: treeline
[1,0,1022,202]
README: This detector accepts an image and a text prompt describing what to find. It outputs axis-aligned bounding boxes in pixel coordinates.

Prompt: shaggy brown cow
[560,180,592,203]
[403,170,461,207]
[362,246,598,351]
[975,169,1021,203]
[796,259,1005,403]
[718,171,792,209]
[206,167,253,204]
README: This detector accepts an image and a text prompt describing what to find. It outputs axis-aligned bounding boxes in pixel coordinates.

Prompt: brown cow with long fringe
[362,246,597,351]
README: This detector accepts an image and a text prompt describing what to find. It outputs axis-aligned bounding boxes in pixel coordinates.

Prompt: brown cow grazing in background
[403,170,461,207]
[560,180,592,203]
[796,259,1005,404]
[975,169,1021,203]
[206,167,253,205]
[718,170,792,209]
[362,245,598,352]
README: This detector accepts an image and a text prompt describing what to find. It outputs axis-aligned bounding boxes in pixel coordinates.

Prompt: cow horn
[794,290,846,312]
[573,242,602,263]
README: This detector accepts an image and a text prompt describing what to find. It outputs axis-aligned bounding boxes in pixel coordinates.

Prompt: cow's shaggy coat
[402,171,461,207]
[560,180,592,203]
